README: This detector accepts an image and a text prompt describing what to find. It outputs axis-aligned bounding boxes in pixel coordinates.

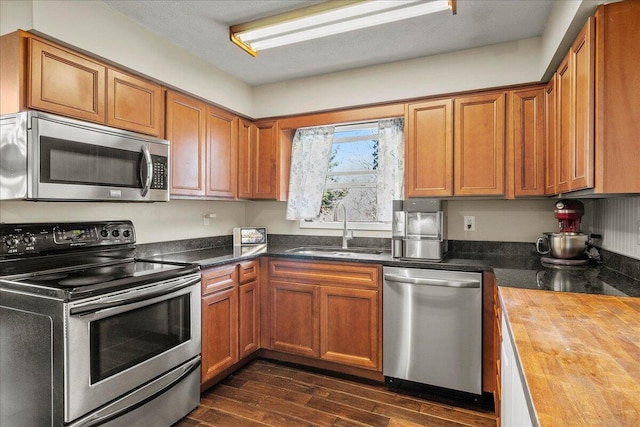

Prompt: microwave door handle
[140,145,153,197]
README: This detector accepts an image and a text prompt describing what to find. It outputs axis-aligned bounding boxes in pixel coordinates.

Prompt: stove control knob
[112,230,120,238]
[5,236,19,247]
[122,229,131,238]
[23,233,36,244]
[100,230,109,238]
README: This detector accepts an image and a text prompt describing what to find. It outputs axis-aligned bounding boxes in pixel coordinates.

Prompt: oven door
[64,273,201,423]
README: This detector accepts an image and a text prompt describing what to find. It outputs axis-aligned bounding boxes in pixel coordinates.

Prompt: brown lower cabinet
[200,260,259,389]
[265,259,382,374]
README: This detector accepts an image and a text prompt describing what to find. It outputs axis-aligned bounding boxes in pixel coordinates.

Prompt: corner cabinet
[454,92,506,196]
[248,120,293,200]
[166,90,239,199]
[265,259,381,372]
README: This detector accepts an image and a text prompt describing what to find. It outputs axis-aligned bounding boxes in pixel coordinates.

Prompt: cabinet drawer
[269,259,379,289]
[239,260,259,284]
[201,264,238,295]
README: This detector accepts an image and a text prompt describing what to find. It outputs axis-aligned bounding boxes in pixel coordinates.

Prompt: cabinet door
[510,87,545,197]
[269,280,319,357]
[29,38,106,123]
[237,118,255,199]
[319,286,379,370]
[239,280,260,359]
[405,99,453,197]
[107,69,163,136]
[201,286,239,384]
[544,76,557,195]
[205,106,238,198]
[165,91,206,196]
[454,92,506,196]
[556,54,572,194]
[253,120,279,199]
[570,17,595,191]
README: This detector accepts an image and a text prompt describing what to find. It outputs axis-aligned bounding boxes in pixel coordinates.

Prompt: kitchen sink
[285,246,387,257]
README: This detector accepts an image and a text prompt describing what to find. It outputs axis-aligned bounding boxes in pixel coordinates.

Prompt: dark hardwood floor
[175,360,496,427]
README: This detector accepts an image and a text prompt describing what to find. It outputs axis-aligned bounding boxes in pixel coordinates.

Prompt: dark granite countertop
[141,241,640,298]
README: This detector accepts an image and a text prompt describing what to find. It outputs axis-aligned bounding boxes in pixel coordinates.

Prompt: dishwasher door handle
[384,274,480,288]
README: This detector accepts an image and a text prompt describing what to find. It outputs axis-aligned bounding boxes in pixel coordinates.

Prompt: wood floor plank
[201,393,315,427]
[305,395,390,427]
[176,360,497,427]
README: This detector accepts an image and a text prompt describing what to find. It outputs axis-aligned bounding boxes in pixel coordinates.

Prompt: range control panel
[1,221,135,257]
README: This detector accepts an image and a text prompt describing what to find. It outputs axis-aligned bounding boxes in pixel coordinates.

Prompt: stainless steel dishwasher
[383,266,482,395]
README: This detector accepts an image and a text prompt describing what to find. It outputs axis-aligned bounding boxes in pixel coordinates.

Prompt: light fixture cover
[230,0,456,56]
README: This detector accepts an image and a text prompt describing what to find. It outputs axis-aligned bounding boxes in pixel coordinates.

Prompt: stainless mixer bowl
[547,232,588,259]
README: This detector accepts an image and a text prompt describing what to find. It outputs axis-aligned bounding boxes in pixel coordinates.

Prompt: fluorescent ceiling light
[230,0,456,56]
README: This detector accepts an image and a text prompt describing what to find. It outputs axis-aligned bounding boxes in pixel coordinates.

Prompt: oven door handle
[68,356,201,427]
[69,274,199,316]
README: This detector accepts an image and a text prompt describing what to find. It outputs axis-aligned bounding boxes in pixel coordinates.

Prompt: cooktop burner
[1,221,199,301]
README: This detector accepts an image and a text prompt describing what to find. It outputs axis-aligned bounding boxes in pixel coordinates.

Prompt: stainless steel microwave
[0,111,169,202]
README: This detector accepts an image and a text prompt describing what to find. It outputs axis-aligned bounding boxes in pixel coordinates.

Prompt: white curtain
[286,126,335,220]
[376,118,405,222]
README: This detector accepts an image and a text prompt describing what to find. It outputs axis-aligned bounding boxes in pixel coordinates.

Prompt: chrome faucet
[333,201,353,249]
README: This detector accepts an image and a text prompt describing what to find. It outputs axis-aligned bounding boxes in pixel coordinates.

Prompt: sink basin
[285,246,386,257]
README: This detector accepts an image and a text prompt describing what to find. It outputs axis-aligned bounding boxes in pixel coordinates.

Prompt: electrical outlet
[464,216,476,232]
[203,213,216,226]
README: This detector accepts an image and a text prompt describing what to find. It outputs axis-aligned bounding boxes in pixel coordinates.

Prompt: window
[291,118,404,231]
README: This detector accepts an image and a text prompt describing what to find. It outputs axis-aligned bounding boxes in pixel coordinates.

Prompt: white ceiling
[102,0,555,87]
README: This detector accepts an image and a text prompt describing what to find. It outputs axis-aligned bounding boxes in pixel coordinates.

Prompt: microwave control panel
[151,155,168,190]
[0,221,135,257]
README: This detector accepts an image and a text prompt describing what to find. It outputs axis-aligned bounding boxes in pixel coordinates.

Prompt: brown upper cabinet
[205,106,238,199]
[165,90,207,197]
[1,31,162,136]
[106,68,163,136]
[405,92,505,198]
[248,120,293,201]
[544,76,557,196]
[237,118,256,199]
[29,37,106,124]
[569,17,595,191]
[592,1,640,194]
[454,92,506,196]
[507,86,546,198]
[166,90,239,199]
[405,99,454,197]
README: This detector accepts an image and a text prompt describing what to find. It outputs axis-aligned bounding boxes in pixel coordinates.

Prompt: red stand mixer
[554,200,584,233]
[536,200,590,265]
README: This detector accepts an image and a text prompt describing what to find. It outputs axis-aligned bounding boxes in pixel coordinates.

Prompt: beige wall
[0,200,246,244]
[245,199,559,244]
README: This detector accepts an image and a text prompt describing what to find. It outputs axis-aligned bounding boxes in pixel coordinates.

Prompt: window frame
[298,121,392,231]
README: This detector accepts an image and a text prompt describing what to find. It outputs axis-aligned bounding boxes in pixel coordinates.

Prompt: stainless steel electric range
[0,221,201,427]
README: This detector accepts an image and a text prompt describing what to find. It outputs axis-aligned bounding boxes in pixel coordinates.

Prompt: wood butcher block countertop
[499,287,640,427]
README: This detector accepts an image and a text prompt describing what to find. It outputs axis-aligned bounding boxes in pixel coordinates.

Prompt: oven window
[40,136,141,187]
[89,294,190,383]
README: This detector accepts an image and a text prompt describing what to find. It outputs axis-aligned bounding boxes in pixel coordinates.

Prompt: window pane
[329,140,378,172]
[319,187,378,222]
[326,173,376,185]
